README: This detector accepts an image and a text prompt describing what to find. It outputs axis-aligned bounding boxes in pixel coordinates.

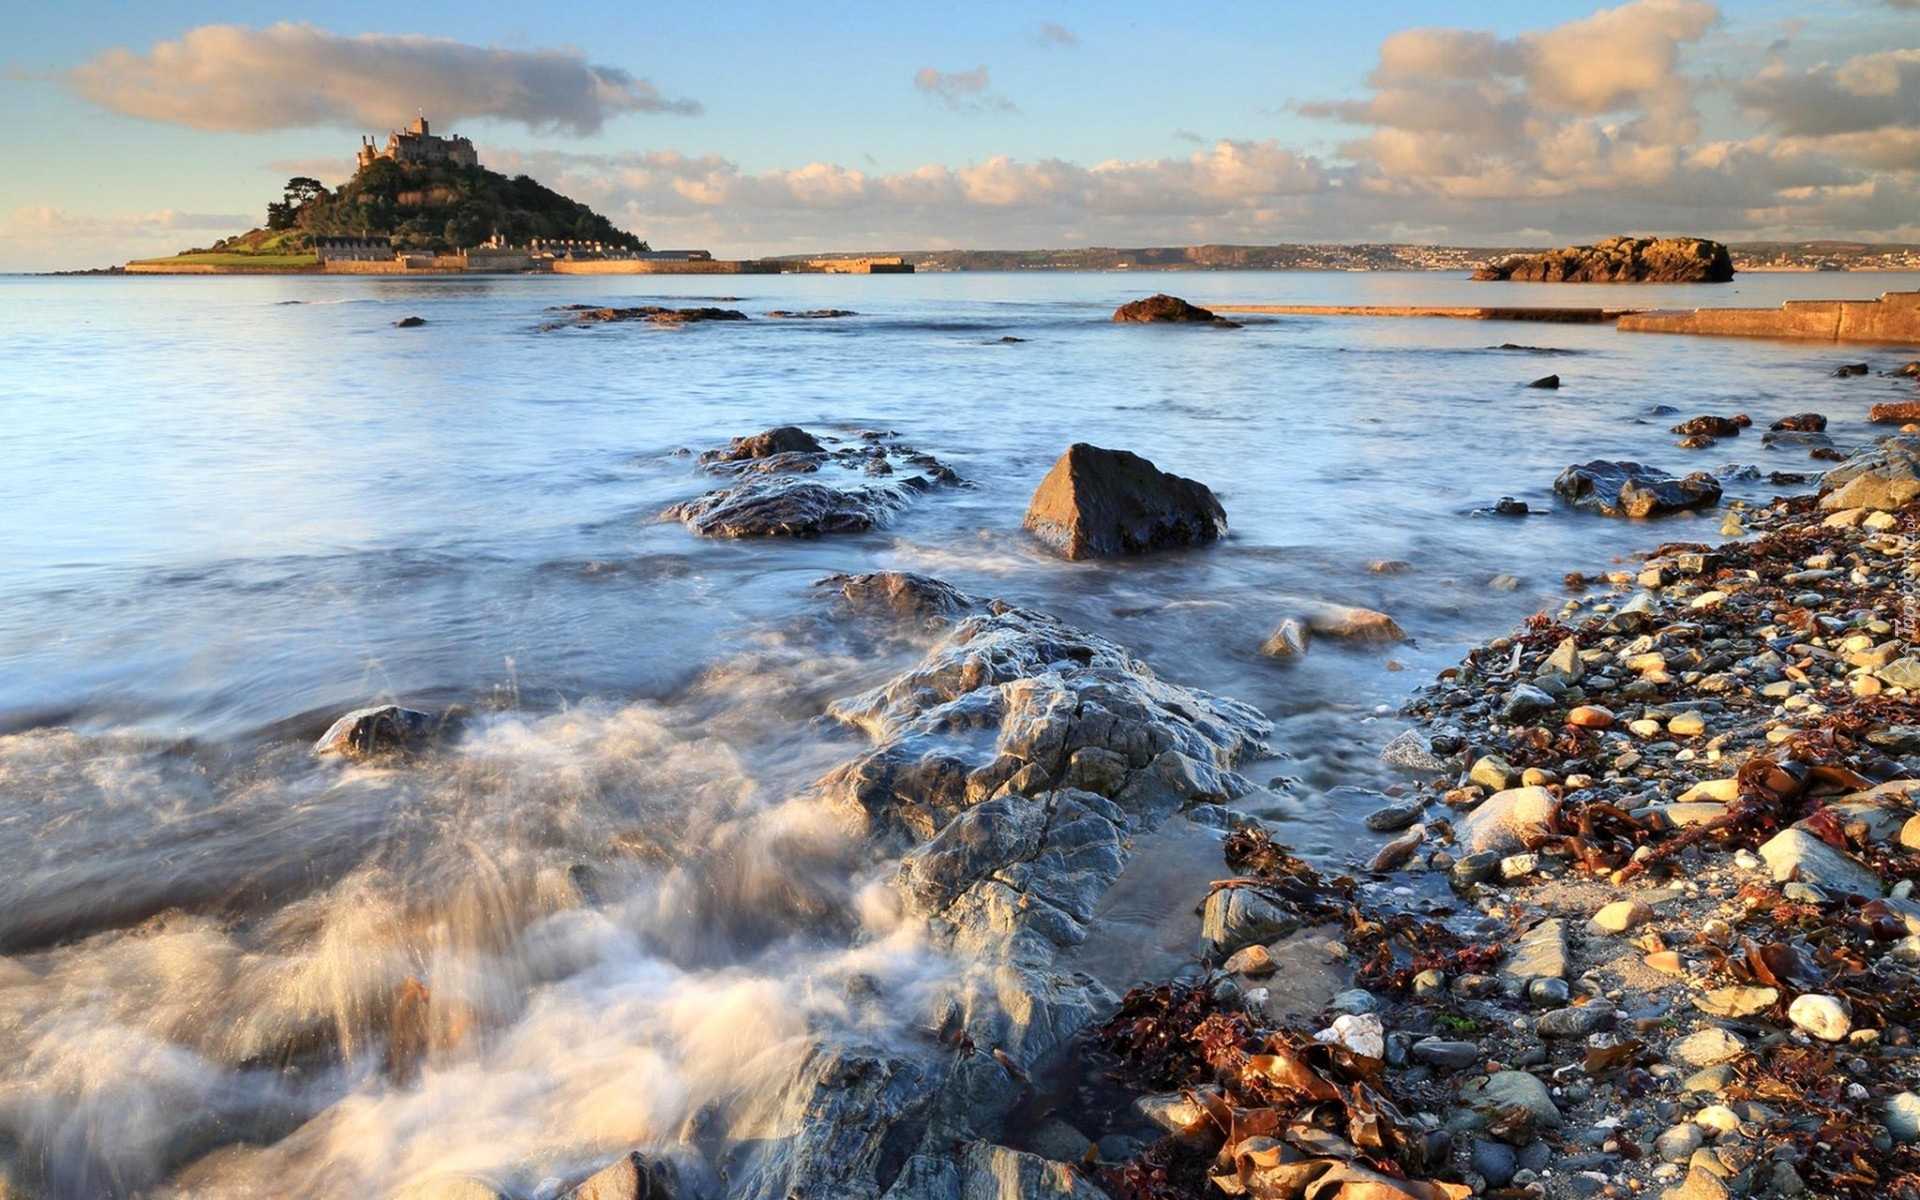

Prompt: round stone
[1787,994,1851,1042]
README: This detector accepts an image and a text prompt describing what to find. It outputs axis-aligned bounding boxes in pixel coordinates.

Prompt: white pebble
[1788,993,1851,1042]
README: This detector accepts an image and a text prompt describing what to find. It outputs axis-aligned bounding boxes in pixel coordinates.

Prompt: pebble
[1362,797,1425,831]
[1668,712,1706,737]
[1329,988,1379,1015]
[1691,985,1778,1019]
[1656,1123,1705,1162]
[1221,945,1276,977]
[1887,1091,1920,1143]
[1567,704,1614,729]
[1787,993,1851,1041]
[1670,1027,1747,1068]
[1411,1039,1482,1070]
[1693,1105,1740,1134]
[1480,1070,1562,1128]
[1469,754,1515,791]
[1537,1002,1613,1038]
[1591,900,1653,934]
[1314,1012,1384,1058]
[1471,1139,1517,1188]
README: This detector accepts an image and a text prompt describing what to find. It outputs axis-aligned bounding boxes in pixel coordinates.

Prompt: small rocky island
[1474,236,1735,284]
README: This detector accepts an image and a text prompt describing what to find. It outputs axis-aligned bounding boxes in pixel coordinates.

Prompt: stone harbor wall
[1621,291,1920,344]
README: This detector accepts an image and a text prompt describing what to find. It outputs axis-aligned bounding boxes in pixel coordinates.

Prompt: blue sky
[3,1,1916,269]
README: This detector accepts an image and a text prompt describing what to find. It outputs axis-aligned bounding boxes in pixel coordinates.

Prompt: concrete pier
[1619,291,1920,344]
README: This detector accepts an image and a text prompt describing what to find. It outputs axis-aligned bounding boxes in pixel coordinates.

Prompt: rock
[1671,415,1749,437]
[1412,1039,1482,1070]
[1135,1092,1209,1134]
[1691,986,1777,1018]
[1871,402,1920,425]
[1306,605,1406,643]
[1451,851,1502,889]
[1660,1164,1731,1200]
[1363,797,1425,832]
[1656,1124,1705,1163]
[1880,658,1920,689]
[1222,944,1276,977]
[315,704,437,757]
[765,309,858,319]
[1455,786,1560,856]
[1683,1064,1735,1093]
[1834,362,1871,377]
[1200,887,1298,958]
[1469,753,1515,791]
[1770,413,1827,432]
[1471,1139,1518,1188]
[1758,828,1885,897]
[1382,730,1450,774]
[1329,988,1379,1015]
[1314,1012,1385,1058]
[393,315,427,328]
[701,425,825,463]
[952,1142,1109,1199]
[825,571,977,620]
[1537,1002,1613,1038]
[1693,1105,1740,1135]
[1473,236,1734,283]
[1591,900,1653,934]
[1669,1027,1746,1068]
[1567,704,1614,729]
[1553,461,1723,518]
[1885,1091,1920,1142]
[1668,712,1706,737]
[1478,1070,1562,1128]
[565,1152,678,1200]
[565,305,748,326]
[1528,375,1560,389]
[1502,918,1570,982]
[1786,994,1850,1041]
[1022,444,1227,560]
[1500,684,1557,724]
[1527,977,1570,1006]
[1542,637,1585,680]
[1257,615,1313,661]
[1499,852,1540,880]
[667,478,906,538]
[1027,1117,1096,1163]
[1111,293,1238,325]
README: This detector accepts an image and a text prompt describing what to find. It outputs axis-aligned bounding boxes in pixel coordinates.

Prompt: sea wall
[551,259,781,275]
[124,263,322,275]
[1619,290,1920,343]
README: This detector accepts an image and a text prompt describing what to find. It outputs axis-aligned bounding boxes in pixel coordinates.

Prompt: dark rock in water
[764,309,857,319]
[393,316,427,328]
[1553,460,1723,517]
[1889,361,1920,378]
[1473,236,1734,283]
[314,705,437,757]
[1770,412,1827,432]
[1023,443,1227,560]
[1770,471,1811,485]
[1111,293,1239,326]
[1364,796,1426,832]
[1833,363,1870,377]
[665,478,901,537]
[822,571,977,620]
[1812,447,1845,461]
[565,1151,678,1200]
[1644,404,1680,416]
[1528,375,1560,389]
[1762,429,1836,455]
[998,336,1027,343]
[1871,401,1920,424]
[1671,415,1749,437]
[701,425,826,464]
[555,306,747,327]
[1493,497,1530,517]
[1675,434,1716,450]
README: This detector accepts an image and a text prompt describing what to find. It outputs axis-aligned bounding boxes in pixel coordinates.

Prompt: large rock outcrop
[1818,436,1920,512]
[1552,460,1723,518]
[724,572,1272,1199]
[1111,294,1238,326]
[1473,236,1734,283]
[1022,444,1227,560]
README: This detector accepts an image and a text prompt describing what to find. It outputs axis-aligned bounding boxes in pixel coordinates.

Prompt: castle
[357,115,478,171]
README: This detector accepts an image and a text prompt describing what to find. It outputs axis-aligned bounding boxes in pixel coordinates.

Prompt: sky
[2,0,1917,270]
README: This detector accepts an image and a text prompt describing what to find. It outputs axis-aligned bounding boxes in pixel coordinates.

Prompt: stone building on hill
[357,116,479,171]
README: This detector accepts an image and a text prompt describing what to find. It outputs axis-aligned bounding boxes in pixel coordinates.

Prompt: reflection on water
[1,270,1916,1196]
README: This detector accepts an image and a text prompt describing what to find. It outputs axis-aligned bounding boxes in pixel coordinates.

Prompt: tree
[285,177,326,206]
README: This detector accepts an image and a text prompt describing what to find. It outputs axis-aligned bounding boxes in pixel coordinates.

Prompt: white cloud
[67,23,699,135]
[0,207,252,272]
[912,65,1017,113]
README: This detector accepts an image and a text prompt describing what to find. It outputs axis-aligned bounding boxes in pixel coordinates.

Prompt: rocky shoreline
[1055,438,1920,1200]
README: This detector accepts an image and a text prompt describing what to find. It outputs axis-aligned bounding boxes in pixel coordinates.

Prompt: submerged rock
[1552,460,1723,518]
[664,478,905,537]
[822,571,978,620]
[1111,293,1238,326]
[1528,375,1560,389]
[1870,401,1920,424]
[700,425,825,464]
[557,305,748,326]
[1671,415,1749,437]
[314,705,437,757]
[393,316,427,328]
[1473,236,1734,283]
[1770,412,1827,432]
[1022,443,1227,560]
[565,1151,679,1200]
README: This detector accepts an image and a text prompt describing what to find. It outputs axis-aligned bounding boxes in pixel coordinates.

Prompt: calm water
[0,269,1916,1197]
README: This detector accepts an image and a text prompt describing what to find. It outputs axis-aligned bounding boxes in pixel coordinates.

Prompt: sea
[1,268,1916,1198]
